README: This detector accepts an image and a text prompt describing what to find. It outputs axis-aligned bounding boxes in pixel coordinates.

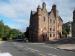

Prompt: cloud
[0,0,43,22]
[0,5,16,18]
[0,0,75,32]
[0,0,43,32]
[55,0,74,22]
[43,0,75,22]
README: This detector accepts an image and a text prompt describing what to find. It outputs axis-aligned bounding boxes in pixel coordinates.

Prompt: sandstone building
[29,2,63,42]
[72,9,75,37]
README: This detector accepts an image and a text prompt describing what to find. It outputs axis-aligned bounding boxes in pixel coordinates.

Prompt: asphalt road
[0,41,75,56]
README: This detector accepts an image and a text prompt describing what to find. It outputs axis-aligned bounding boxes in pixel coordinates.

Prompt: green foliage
[0,20,4,39]
[62,25,70,37]
[9,29,22,40]
[62,29,67,37]
[0,20,22,40]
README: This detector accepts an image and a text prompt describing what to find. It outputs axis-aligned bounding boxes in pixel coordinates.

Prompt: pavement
[57,44,75,51]
[46,38,75,51]
[0,41,4,44]
[0,41,75,56]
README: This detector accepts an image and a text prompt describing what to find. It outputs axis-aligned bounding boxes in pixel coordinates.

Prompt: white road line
[13,42,58,56]
[48,53,57,56]
[0,52,13,56]
[25,47,46,56]
[25,47,57,56]
[26,48,40,52]
[26,43,45,44]
[43,45,58,50]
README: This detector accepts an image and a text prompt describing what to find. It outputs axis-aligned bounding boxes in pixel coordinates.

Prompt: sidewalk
[0,41,5,44]
[57,44,75,51]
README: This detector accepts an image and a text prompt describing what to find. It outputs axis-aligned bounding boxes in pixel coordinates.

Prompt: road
[0,41,75,56]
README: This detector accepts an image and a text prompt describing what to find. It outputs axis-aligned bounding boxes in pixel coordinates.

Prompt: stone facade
[72,9,75,37]
[29,2,63,42]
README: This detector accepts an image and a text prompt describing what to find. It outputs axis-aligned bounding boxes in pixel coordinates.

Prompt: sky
[0,0,75,32]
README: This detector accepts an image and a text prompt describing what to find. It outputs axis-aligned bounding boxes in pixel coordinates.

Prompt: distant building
[63,22,72,38]
[29,2,63,42]
[72,9,75,37]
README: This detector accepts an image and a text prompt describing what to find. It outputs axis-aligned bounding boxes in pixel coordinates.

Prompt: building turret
[42,2,46,9]
[37,5,41,16]
[52,4,56,10]
[37,5,41,12]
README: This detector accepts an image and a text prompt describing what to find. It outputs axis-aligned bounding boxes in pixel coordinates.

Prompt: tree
[62,25,70,38]
[62,29,67,37]
[0,20,4,39]
[0,20,22,40]
[9,29,22,40]
[3,25,10,39]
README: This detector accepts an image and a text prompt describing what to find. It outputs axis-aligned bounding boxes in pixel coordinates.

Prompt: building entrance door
[42,33,47,41]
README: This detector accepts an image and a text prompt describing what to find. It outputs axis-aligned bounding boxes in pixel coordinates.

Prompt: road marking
[25,47,46,56]
[25,47,57,56]
[48,54,57,56]
[25,48,40,52]
[13,42,58,56]
[0,52,13,56]
[43,45,58,50]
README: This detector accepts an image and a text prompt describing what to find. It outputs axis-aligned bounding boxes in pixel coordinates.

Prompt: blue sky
[0,0,75,32]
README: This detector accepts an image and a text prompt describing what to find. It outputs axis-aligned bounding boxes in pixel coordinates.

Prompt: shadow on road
[46,38,75,44]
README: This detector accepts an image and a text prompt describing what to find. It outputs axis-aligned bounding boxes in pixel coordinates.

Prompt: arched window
[44,17,45,22]
[50,28,52,31]
[53,34,55,37]
[50,34,52,37]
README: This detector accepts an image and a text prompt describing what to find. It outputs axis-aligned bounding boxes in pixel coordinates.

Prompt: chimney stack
[52,4,57,17]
